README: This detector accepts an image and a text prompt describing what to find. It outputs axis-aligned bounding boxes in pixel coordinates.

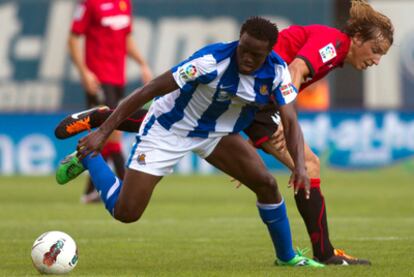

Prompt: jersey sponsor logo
[73,3,85,21]
[259,84,268,95]
[280,83,294,96]
[178,64,198,82]
[100,2,114,11]
[216,90,231,102]
[319,43,337,63]
[101,15,131,30]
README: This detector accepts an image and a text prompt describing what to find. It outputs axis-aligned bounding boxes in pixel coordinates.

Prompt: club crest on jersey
[137,153,146,165]
[319,43,337,63]
[259,85,269,95]
[119,0,127,11]
[280,84,294,96]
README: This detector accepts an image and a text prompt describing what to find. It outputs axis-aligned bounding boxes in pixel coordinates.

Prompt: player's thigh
[244,106,280,148]
[304,142,320,177]
[206,134,275,189]
[115,168,163,218]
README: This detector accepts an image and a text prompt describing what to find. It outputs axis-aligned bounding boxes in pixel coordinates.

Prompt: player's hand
[288,169,311,199]
[141,65,153,85]
[76,129,108,160]
[269,125,286,152]
[81,69,101,95]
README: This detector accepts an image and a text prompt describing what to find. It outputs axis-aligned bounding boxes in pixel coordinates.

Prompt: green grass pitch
[0,165,413,276]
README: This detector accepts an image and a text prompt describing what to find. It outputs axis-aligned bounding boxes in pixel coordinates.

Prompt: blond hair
[344,0,394,45]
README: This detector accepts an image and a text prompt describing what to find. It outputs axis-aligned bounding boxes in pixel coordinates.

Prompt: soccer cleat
[276,249,325,268]
[321,249,371,266]
[54,106,110,139]
[56,152,85,185]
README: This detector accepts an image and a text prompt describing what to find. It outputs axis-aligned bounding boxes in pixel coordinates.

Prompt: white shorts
[127,118,221,176]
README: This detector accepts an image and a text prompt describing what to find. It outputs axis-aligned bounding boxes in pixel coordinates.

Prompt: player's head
[237,16,279,74]
[344,0,394,70]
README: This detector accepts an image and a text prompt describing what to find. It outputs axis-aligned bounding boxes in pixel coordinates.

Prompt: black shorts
[244,106,280,148]
[86,84,125,109]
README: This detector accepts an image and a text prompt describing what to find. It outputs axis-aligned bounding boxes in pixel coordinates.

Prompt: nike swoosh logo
[296,259,309,266]
[106,178,120,200]
[221,85,233,90]
[341,260,349,266]
[71,107,97,120]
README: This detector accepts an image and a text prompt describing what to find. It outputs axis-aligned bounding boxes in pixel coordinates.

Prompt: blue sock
[81,153,122,216]
[257,199,296,262]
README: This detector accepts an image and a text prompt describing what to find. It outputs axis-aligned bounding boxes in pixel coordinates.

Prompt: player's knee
[305,152,320,172]
[113,206,143,223]
[253,172,279,198]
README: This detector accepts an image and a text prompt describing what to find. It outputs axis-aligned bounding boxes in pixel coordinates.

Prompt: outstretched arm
[77,71,178,159]
[278,101,310,198]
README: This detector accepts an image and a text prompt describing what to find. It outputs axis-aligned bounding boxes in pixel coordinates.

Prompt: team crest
[137,153,146,165]
[119,0,127,11]
[259,85,268,95]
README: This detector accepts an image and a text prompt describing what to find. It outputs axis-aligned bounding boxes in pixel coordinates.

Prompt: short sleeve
[296,37,338,77]
[272,64,298,105]
[171,54,217,88]
[71,1,91,35]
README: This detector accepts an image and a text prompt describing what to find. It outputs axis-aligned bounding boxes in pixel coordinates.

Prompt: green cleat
[56,152,85,185]
[276,249,325,268]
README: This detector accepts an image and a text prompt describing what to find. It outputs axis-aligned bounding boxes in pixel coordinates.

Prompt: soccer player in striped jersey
[56,0,393,266]
[56,17,324,267]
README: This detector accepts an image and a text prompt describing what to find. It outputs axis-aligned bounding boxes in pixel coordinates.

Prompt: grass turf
[0,166,413,276]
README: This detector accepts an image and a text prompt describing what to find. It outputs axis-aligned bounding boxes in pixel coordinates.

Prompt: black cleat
[320,249,371,266]
[54,106,110,139]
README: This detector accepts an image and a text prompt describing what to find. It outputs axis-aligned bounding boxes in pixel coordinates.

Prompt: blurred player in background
[68,0,152,203]
[56,17,326,267]
[56,0,393,265]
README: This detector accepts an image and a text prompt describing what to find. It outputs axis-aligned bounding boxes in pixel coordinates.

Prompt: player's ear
[352,33,364,47]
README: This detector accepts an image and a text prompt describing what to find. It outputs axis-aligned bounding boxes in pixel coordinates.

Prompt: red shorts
[244,106,280,148]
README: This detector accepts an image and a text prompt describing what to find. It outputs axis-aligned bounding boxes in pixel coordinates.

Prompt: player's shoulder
[305,24,344,39]
[81,0,100,8]
[268,51,287,67]
[192,41,238,63]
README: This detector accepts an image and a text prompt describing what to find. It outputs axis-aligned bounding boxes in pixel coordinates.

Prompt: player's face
[348,35,390,70]
[237,32,271,75]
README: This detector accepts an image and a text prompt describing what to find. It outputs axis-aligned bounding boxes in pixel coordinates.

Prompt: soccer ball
[31,231,78,274]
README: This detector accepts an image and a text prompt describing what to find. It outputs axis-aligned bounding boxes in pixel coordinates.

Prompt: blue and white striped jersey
[145,41,297,138]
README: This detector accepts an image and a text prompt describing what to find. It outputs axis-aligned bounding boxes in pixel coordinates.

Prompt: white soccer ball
[31,231,78,275]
